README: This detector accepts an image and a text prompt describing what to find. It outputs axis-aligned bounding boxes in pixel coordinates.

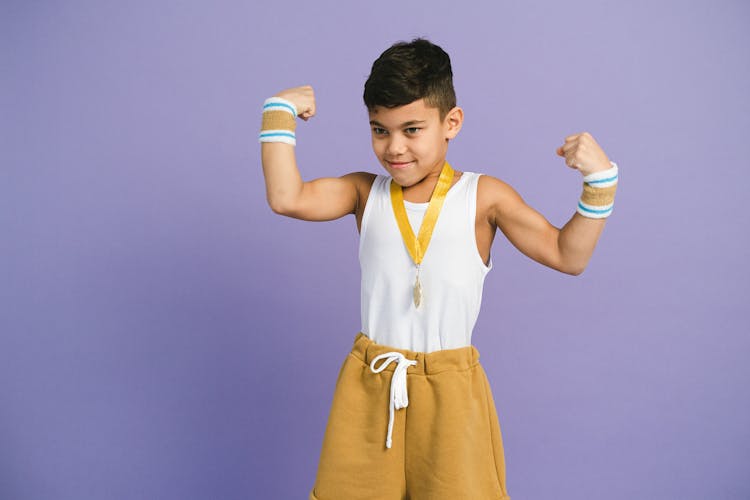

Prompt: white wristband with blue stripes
[259,97,298,146]
[577,161,619,219]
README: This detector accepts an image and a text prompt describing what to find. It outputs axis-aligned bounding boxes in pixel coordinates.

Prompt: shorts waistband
[350,332,480,376]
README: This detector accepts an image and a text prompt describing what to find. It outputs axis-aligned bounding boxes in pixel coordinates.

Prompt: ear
[443,106,464,140]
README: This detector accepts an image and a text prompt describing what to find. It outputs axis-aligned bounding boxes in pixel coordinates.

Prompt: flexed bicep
[485,176,564,271]
[281,172,375,222]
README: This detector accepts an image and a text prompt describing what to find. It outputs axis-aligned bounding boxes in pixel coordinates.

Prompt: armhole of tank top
[470,173,493,273]
[358,174,383,256]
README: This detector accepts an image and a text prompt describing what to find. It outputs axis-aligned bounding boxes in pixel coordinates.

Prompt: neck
[401,164,462,203]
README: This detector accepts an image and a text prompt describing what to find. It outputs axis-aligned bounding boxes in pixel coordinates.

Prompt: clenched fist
[556,132,611,177]
[274,85,316,121]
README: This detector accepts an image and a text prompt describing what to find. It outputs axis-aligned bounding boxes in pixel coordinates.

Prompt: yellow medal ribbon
[390,162,455,308]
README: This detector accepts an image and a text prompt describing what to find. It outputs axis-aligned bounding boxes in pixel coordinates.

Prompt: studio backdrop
[1,1,748,499]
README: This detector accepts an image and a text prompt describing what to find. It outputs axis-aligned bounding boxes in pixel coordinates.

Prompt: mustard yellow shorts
[309,332,510,500]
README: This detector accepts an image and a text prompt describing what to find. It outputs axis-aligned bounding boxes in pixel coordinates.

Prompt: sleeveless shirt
[359,171,493,353]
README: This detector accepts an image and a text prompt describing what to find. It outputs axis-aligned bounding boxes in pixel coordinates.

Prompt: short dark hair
[363,38,456,120]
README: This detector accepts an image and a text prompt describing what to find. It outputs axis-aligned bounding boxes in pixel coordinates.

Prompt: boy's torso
[352,170,497,267]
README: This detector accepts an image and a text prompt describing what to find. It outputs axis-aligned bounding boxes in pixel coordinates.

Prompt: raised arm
[488,132,618,275]
[260,86,368,221]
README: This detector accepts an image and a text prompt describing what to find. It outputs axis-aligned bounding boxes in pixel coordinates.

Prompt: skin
[261,85,614,275]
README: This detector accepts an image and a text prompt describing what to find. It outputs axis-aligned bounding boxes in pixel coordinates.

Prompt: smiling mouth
[388,161,413,169]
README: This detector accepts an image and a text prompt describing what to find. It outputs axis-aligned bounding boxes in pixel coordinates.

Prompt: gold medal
[413,265,422,308]
[390,162,455,308]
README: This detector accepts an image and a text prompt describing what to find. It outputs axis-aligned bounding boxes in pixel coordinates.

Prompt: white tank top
[359,171,493,353]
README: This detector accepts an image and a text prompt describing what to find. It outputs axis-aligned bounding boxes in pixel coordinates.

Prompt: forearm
[258,88,316,214]
[557,213,606,275]
[258,87,357,222]
[555,159,619,275]
[261,142,304,214]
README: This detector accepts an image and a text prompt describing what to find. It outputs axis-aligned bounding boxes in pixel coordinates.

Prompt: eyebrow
[369,119,427,128]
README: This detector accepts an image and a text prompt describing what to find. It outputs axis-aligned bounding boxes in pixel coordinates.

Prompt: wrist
[577,161,619,219]
[266,96,298,117]
[582,161,618,185]
[259,96,298,146]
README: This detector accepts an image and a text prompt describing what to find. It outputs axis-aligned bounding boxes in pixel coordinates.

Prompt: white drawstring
[369,351,418,449]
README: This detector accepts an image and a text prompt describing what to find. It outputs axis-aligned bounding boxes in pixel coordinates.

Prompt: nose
[385,135,406,156]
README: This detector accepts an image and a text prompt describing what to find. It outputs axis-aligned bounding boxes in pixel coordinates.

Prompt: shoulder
[342,170,378,185]
[346,171,378,194]
[477,173,524,204]
[343,171,378,213]
[476,174,526,226]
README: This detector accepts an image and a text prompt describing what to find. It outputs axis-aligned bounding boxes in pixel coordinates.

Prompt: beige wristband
[259,97,297,145]
[577,161,619,218]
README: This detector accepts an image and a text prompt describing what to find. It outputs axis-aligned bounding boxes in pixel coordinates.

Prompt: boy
[260,39,618,500]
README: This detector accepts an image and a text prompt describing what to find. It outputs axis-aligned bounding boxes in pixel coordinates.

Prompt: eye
[372,127,388,135]
[405,127,421,134]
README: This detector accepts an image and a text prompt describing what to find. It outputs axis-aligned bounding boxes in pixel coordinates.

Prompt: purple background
[2,1,748,499]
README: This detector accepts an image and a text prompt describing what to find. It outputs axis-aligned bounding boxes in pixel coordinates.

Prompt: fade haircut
[363,38,456,120]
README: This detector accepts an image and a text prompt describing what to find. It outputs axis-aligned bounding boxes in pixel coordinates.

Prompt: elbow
[555,248,588,276]
[268,196,296,216]
[266,192,298,217]
[556,257,586,276]
[267,185,304,216]
[563,262,587,276]
[567,266,585,276]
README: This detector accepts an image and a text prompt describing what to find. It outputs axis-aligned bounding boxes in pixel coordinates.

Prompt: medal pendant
[413,275,422,308]
[390,162,454,311]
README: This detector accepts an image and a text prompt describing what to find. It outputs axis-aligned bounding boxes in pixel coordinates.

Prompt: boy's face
[368,99,462,187]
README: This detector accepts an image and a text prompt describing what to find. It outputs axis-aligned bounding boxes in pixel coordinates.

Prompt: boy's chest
[360,196,495,266]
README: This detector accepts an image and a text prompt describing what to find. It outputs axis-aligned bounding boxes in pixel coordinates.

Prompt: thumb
[556,146,564,156]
